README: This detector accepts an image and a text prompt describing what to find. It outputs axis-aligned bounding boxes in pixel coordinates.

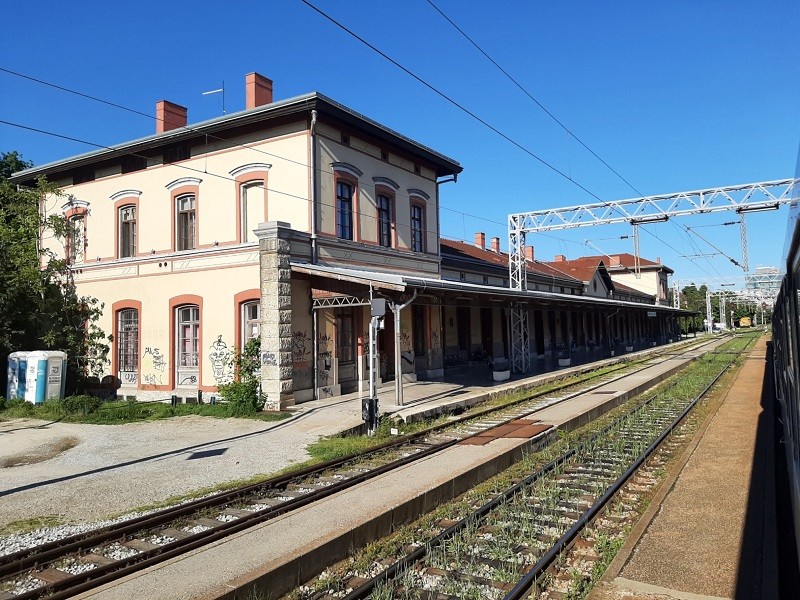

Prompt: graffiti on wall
[208,335,233,384]
[141,347,166,386]
[292,330,311,362]
[430,330,441,349]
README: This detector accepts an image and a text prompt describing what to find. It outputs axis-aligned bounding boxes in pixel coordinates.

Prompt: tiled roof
[579,253,673,273]
[440,239,582,283]
[542,256,605,283]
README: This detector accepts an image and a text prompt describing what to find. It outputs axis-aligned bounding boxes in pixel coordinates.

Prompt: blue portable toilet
[6,351,29,399]
[23,351,67,404]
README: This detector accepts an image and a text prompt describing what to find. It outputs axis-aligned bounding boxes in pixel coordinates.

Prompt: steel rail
[338,338,745,599]
[1,338,713,598]
[503,343,746,599]
[1,339,700,578]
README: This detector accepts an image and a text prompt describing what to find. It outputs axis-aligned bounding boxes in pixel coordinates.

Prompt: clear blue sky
[2,0,798,287]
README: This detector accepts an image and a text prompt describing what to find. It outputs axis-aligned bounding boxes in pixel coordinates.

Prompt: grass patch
[0,396,292,425]
[0,515,64,535]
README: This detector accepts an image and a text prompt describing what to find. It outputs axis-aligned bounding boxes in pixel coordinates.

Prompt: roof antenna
[202,81,225,114]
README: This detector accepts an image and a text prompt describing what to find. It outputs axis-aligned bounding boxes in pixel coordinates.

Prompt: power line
[298,0,605,202]
[0,66,526,241]
[424,0,645,198]
[1,117,488,245]
[297,1,731,279]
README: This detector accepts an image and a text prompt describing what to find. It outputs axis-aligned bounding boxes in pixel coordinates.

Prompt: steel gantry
[507,178,797,372]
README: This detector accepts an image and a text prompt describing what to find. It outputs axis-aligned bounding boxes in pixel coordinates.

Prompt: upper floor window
[410,204,425,252]
[377,194,393,247]
[119,205,137,258]
[176,195,196,251]
[68,215,85,263]
[336,181,354,240]
[241,182,265,243]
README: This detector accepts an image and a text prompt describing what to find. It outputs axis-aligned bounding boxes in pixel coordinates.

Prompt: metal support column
[508,215,530,374]
[510,303,530,373]
[388,290,417,407]
[739,214,749,272]
[706,290,713,333]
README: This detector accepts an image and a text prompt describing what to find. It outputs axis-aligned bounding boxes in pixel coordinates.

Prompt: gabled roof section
[440,238,582,284]
[579,253,674,275]
[544,256,614,288]
[10,92,462,185]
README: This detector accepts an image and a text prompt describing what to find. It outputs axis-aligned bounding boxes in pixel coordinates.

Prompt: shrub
[218,338,266,415]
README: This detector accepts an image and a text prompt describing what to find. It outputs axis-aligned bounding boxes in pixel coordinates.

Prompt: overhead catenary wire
[425,0,646,199]
[296,1,730,279]
[0,67,548,245]
[0,117,501,246]
[1,56,731,278]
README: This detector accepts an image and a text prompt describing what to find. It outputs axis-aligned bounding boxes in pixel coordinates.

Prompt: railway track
[0,338,717,599]
[310,335,753,600]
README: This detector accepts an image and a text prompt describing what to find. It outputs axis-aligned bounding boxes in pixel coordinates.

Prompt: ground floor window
[242,301,260,346]
[117,308,138,385]
[176,305,200,386]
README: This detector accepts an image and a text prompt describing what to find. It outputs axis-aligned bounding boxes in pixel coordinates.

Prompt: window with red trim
[336,181,354,240]
[119,205,137,258]
[176,195,196,251]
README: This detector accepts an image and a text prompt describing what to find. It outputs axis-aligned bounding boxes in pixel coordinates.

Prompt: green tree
[0,151,110,394]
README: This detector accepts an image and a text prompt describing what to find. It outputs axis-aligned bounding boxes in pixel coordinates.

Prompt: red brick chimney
[474,232,485,250]
[525,246,534,262]
[609,255,621,267]
[246,72,273,109]
[554,254,566,262]
[490,237,500,253]
[156,100,187,133]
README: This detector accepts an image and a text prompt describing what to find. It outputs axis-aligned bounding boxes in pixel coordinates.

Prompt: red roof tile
[440,238,582,283]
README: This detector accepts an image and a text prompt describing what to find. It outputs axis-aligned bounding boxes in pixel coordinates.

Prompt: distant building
[546,253,671,306]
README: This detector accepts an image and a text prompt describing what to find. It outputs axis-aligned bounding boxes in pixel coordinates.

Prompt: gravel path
[0,401,361,529]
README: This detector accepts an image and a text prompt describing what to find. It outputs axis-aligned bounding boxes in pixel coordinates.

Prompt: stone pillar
[256,221,294,411]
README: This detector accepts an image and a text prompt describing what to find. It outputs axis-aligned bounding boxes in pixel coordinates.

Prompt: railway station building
[12,72,686,409]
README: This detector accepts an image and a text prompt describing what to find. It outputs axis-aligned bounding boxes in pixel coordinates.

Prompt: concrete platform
[590,336,793,600]
[78,338,725,600]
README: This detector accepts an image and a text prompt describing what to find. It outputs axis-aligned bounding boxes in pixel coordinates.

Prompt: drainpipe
[309,110,319,401]
[390,289,418,407]
[310,109,318,265]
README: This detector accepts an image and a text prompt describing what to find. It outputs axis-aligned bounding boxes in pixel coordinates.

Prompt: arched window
[176,304,200,386]
[242,300,260,345]
[176,195,196,251]
[119,205,137,258]
[241,182,265,243]
[410,203,425,253]
[336,180,354,240]
[117,308,139,384]
[68,214,86,263]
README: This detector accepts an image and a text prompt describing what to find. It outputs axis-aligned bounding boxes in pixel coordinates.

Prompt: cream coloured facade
[13,73,688,410]
[16,73,461,404]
